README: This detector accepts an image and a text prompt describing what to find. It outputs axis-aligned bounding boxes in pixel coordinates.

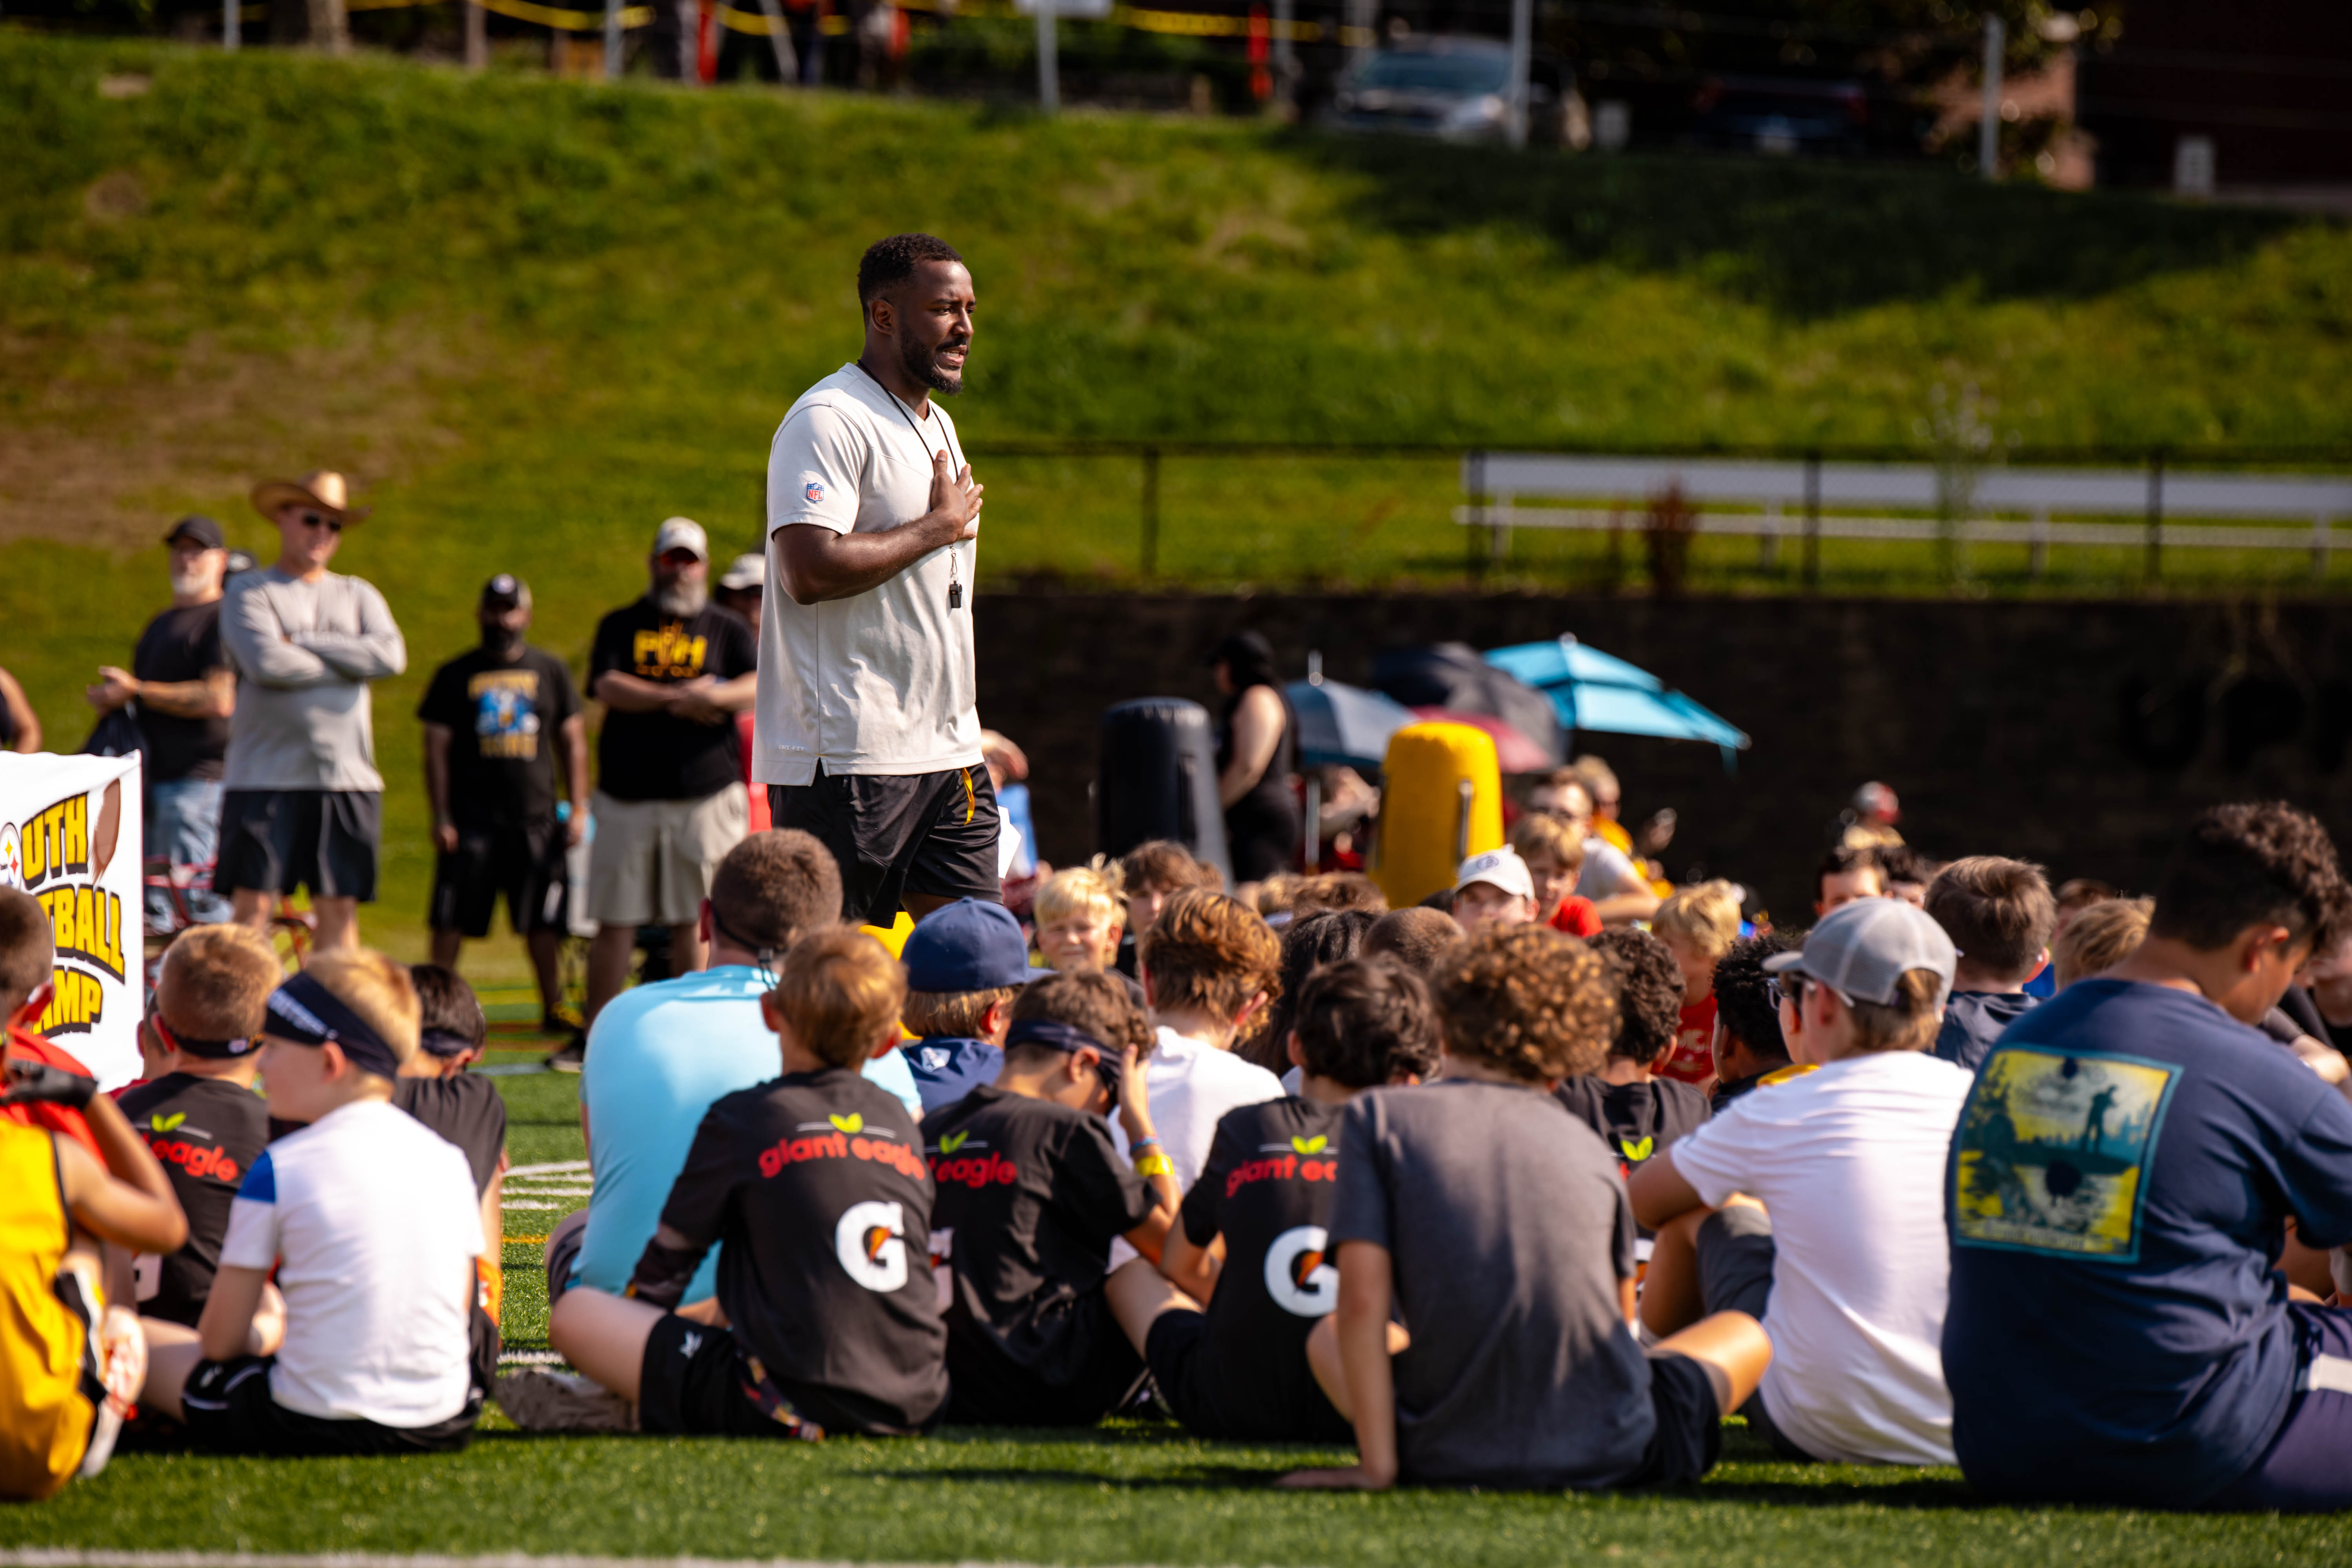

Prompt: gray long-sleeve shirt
[220,566,407,792]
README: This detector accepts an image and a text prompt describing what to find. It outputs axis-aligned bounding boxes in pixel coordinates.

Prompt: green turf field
[5,1055,2341,1562]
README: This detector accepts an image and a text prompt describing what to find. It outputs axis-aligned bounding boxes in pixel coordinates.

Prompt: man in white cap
[1628,895,1969,1468]
[216,470,405,954]
[760,232,995,929]
[577,517,758,1051]
[1452,847,1539,935]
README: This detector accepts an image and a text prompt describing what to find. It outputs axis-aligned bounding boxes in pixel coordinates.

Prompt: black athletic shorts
[637,1310,878,1440]
[1145,1305,1352,1444]
[217,789,380,902]
[943,1289,1145,1428]
[1618,1350,1727,1488]
[179,1356,476,1455]
[769,762,1002,927]
[430,818,568,938]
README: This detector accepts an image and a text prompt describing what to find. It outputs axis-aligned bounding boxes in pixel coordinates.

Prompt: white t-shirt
[1108,1025,1285,1267]
[758,364,984,784]
[1666,1050,1971,1466]
[220,1098,483,1427]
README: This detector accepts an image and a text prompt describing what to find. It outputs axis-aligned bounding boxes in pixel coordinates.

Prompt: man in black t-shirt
[923,973,1179,1426]
[583,518,759,1033]
[523,929,946,1438]
[114,925,283,1341]
[1107,957,1440,1442]
[87,515,239,929]
[418,575,588,1036]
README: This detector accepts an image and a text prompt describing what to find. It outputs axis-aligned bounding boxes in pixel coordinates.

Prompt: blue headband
[264,972,403,1080]
[1004,1018,1110,1058]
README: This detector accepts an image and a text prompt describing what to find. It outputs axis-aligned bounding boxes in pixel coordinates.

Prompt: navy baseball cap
[902,899,1033,994]
[164,515,225,550]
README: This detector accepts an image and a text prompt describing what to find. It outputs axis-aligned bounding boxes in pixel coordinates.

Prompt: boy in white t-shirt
[139,952,485,1454]
[1120,889,1285,1194]
[1629,897,1970,1467]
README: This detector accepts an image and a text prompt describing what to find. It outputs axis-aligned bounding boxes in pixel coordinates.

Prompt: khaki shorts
[587,784,747,928]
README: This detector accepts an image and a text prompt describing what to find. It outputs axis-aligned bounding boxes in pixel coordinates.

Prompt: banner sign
[0,753,144,1089]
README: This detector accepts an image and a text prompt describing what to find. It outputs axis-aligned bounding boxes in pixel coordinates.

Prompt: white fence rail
[1455,453,2352,578]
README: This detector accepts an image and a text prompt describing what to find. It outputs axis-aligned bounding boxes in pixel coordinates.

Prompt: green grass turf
[7,1064,2337,1561]
[6,33,2352,958]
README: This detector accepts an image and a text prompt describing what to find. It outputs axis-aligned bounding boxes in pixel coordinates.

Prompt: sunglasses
[295,510,343,533]
[1770,973,1854,1012]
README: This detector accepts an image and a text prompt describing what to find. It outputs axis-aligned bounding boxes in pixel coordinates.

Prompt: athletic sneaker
[545,1035,586,1073]
[494,1368,638,1433]
[78,1289,147,1479]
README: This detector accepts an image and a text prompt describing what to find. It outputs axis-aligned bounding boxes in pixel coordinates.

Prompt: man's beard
[652,579,708,617]
[168,564,210,598]
[481,624,525,658]
[901,331,964,397]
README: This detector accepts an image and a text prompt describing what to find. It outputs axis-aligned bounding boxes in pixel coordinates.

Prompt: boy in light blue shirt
[557,832,917,1307]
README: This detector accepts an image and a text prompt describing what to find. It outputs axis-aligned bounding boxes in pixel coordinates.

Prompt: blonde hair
[773,928,908,1069]
[2055,897,2152,989]
[1652,880,1743,961]
[1509,813,1586,871]
[301,949,422,1069]
[1035,865,1125,930]
[1845,967,1946,1054]
[158,925,283,1042]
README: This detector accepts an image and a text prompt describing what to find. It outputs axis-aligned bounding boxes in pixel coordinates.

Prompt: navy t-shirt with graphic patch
[1942,977,2352,1506]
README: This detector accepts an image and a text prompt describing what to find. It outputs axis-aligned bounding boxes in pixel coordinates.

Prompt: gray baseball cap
[1765,896,1956,1008]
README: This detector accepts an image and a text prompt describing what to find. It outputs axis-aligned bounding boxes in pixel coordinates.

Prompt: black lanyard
[854,360,965,609]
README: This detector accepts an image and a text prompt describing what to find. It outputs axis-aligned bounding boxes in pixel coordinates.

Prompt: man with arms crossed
[761,233,995,927]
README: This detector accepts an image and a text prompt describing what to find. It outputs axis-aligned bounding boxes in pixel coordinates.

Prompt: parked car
[1688,74,1872,156]
[1325,36,1570,145]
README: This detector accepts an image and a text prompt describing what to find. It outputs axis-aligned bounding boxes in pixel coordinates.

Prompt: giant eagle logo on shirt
[1264,1225,1339,1318]
[835,1200,910,1292]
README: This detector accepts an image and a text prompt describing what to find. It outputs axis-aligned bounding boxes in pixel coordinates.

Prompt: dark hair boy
[1925,855,2056,1071]
[1110,956,1437,1443]
[1281,925,1770,1493]
[1556,928,1711,1188]
[922,971,1178,1425]
[1708,931,1802,1112]
[1944,802,2352,1512]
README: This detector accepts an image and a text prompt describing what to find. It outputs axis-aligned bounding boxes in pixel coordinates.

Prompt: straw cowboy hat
[250,469,372,524]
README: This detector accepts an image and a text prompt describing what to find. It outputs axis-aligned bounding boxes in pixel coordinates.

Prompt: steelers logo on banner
[835,1200,909,1293]
[1263,1224,1339,1317]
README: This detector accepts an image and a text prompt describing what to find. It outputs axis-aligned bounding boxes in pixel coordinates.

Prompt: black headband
[1004,1018,1110,1058]
[264,972,403,1079]
[152,1014,254,1060]
[418,1027,477,1060]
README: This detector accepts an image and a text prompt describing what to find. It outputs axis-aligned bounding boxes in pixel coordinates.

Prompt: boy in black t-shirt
[1555,929,1711,1192]
[1108,957,1439,1443]
[114,925,285,1348]
[541,927,946,1438]
[394,965,509,1362]
[923,971,1180,1425]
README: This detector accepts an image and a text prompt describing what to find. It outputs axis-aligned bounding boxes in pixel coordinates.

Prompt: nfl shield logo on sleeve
[803,476,826,503]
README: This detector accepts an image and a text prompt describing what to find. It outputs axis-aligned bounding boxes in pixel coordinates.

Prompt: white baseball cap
[717,552,765,591]
[652,516,709,561]
[1455,847,1536,902]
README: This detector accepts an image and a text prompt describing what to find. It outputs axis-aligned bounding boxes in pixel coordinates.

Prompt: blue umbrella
[1484,636,1750,771]
[1284,678,1417,772]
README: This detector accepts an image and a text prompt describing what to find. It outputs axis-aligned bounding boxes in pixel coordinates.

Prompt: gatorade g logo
[835,1200,909,1293]
[1263,1225,1339,1318]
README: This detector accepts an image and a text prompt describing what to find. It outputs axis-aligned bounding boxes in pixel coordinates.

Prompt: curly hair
[1005,970,1152,1067]
[1431,925,1618,1083]
[1249,909,1378,1072]
[2150,802,2352,955]
[857,232,964,305]
[1587,927,1682,1067]
[1712,931,1796,1059]
[1295,957,1441,1089]
[1138,889,1283,1037]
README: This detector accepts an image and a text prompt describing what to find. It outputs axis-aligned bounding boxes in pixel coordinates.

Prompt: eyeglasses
[295,511,342,533]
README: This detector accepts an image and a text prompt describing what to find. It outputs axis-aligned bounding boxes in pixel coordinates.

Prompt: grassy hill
[4,33,2350,951]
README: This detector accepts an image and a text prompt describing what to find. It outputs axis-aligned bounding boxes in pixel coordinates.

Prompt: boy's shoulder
[713,1066,916,1126]
[265,1099,470,1184]
[1217,1094,1334,1141]
[929,1085,1098,1143]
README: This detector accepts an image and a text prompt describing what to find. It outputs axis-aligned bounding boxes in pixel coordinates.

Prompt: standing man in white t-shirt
[760,233,996,926]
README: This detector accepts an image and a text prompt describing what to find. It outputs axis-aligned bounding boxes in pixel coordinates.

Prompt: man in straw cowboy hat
[217,470,407,955]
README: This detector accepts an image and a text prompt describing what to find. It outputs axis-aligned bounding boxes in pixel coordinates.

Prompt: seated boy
[1943,803,2352,1512]
[1450,848,1538,936]
[900,898,1034,1114]
[1283,925,1770,1492]
[1129,889,1285,1195]
[1109,956,1439,1443]
[1,1060,186,1499]
[1555,929,1711,1189]
[1510,815,1598,937]
[397,964,510,1347]
[1707,932,1804,1112]
[543,928,947,1439]
[114,925,284,1343]
[1630,898,1969,1466]
[1036,867,1126,976]
[0,887,98,1158]
[1115,840,1216,978]
[138,952,488,1455]
[925,971,1178,1425]
[1923,856,2054,1071]
[1650,880,1744,1087]
[1361,907,1461,978]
